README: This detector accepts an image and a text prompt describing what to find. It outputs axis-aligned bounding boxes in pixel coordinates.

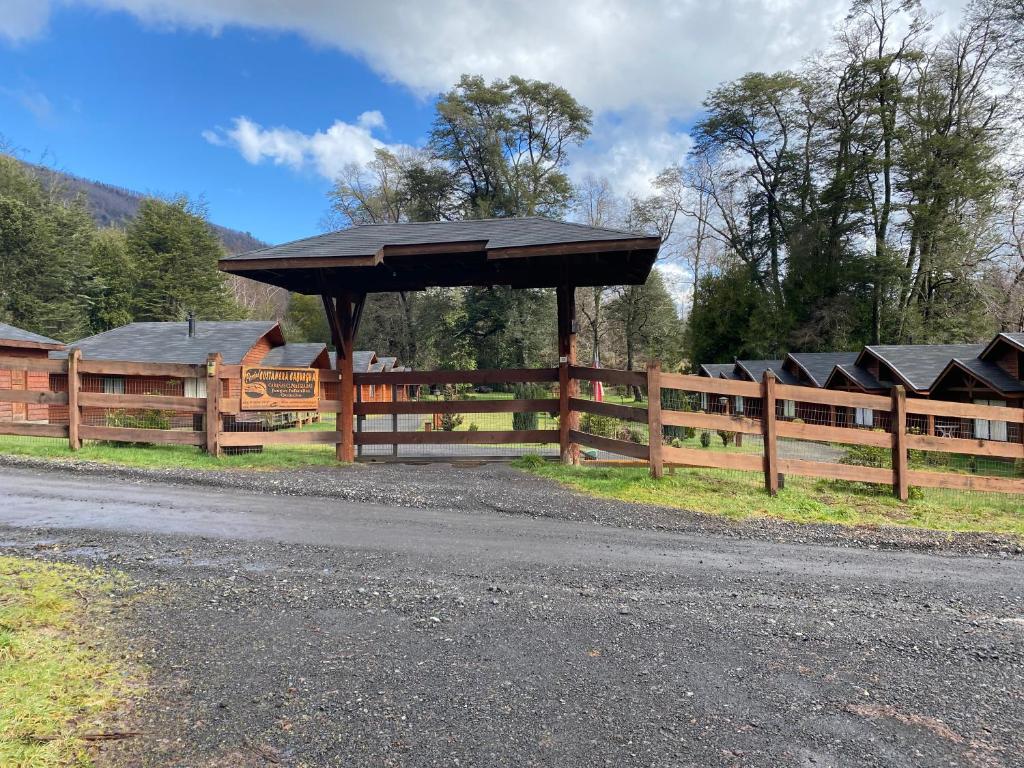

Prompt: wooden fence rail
[1,355,1023,500]
[565,365,1024,500]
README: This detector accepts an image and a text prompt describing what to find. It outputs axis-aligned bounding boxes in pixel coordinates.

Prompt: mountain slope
[21,160,267,255]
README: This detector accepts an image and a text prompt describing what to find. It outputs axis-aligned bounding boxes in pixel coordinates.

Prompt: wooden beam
[0,356,68,373]
[67,348,81,451]
[647,361,663,479]
[568,429,650,460]
[354,398,559,416]
[0,389,68,405]
[354,368,558,386]
[337,291,355,462]
[206,353,221,457]
[761,371,779,495]
[77,392,204,413]
[892,386,909,502]
[557,285,579,464]
[78,425,204,446]
[568,397,648,423]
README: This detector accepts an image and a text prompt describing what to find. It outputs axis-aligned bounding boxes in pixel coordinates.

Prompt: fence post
[761,371,779,495]
[205,352,221,457]
[356,382,363,458]
[559,360,576,464]
[391,383,399,457]
[891,385,909,502]
[647,361,663,478]
[67,348,81,451]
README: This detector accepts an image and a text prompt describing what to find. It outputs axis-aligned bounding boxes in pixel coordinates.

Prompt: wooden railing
[2,352,1022,499]
[566,364,1024,499]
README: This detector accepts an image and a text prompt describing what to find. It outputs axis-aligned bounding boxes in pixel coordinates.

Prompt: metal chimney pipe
[187,312,196,338]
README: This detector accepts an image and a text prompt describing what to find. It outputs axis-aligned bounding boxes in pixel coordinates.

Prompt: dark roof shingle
[735,359,799,385]
[260,343,327,368]
[0,322,62,348]
[863,344,985,392]
[52,321,278,365]
[785,352,860,387]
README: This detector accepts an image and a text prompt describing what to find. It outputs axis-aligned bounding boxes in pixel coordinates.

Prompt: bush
[467,422,479,432]
[105,408,171,431]
[580,412,617,438]
[662,388,696,441]
[699,430,712,448]
[671,437,683,449]
[511,383,547,431]
[440,385,464,431]
[515,453,546,469]
[717,429,735,447]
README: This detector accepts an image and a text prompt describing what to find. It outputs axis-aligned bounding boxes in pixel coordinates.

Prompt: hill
[19,160,268,256]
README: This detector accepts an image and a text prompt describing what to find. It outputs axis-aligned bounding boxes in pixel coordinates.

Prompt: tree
[0,155,94,340]
[282,293,331,344]
[430,74,592,219]
[128,197,239,322]
[84,227,134,332]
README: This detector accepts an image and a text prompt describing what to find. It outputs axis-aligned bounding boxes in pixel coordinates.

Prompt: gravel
[0,454,1020,556]
[1,461,1023,766]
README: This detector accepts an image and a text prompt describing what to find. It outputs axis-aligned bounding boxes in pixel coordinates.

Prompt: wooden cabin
[330,350,413,403]
[50,320,331,430]
[0,322,64,423]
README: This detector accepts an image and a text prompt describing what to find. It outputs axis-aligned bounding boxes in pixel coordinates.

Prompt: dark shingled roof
[981,332,1024,358]
[260,343,327,368]
[698,363,737,378]
[328,351,378,371]
[826,363,884,392]
[785,352,860,387]
[52,321,279,365]
[862,344,985,392]
[735,359,799,385]
[940,357,1024,395]
[220,217,659,293]
[0,321,62,348]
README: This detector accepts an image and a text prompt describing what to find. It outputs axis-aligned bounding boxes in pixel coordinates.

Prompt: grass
[514,459,1024,537]
[0,434,340,470]
[0,556,138,766]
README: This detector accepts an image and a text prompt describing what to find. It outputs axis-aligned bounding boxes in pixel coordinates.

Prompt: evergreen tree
[127,197,239,321]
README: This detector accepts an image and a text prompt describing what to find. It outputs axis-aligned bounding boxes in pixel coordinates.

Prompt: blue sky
[1,7,436,243]
[0,0,966,248]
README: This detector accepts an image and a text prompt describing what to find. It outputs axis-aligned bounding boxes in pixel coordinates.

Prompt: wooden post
[647,361,663,478]
[761,371,779,495]
[892,385,909,502]
[337,292,356,463]
[205,352,221,457]
[391,383,399,457]
[355,381,363,458]
[67,348,81,451]
[556,285,579,464]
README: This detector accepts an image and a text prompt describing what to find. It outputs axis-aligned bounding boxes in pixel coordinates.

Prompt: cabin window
[854,408,873,427]
[734,395,744,414]
[184,378,207,399]
[699,393,708,411]
[102,376,124,395]
[369,384,376,399]
[973,399,1008,442]
[782,399,796,419]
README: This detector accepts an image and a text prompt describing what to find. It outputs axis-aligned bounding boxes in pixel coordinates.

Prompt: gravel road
[1,463,1022,767]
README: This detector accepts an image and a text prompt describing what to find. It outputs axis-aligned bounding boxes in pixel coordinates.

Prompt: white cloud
[0,0,51,43]
[18,0,972,115]
[203,113,409,180]
[571,112,693,198]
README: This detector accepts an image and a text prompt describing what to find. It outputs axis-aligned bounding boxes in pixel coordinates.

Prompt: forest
[2,0,1021,375]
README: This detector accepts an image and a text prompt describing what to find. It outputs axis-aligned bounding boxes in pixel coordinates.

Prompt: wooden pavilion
[219,217,660,461]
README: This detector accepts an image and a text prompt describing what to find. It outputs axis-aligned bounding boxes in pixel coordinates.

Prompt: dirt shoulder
[0,454,1020,556]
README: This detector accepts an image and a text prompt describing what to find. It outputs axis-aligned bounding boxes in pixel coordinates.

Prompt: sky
[0,0,969,247]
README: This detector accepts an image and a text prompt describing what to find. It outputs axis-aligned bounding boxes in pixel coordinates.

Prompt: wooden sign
[241,367,319,411]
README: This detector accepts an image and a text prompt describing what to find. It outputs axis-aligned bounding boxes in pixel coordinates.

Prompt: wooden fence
[567,364,1024,500]
[1,353,1022,499]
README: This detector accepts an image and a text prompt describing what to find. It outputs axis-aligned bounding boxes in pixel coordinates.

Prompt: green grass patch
[0,434,341,471]
[515,460,1024,537]
[0,556,138,766]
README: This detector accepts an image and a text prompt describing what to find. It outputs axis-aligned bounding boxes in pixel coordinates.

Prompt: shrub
[511,383,546,430]
[440,385,464,431]
[580,412,617,438]
[467,422,479,432]
[105,408,171,431]
[717,429,735,447]
[671,437,683,449]
[699,430,712,448]
[515,453,546,469]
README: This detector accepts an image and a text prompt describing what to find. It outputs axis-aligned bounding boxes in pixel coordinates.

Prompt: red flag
[592,350,604,402]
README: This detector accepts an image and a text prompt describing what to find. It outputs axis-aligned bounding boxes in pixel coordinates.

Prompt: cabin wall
[0,345,53,422]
